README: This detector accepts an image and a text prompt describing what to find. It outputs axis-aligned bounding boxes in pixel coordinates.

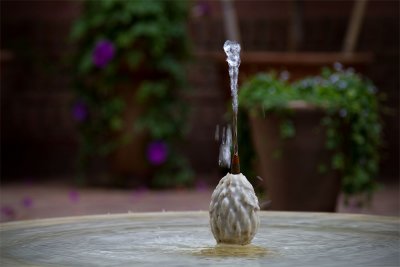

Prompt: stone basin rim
[1,211,398,230]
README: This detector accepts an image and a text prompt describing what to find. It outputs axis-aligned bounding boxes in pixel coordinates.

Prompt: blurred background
[0,0,398,222]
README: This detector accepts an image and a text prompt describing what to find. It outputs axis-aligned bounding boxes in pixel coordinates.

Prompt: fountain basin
[0,211,398,266]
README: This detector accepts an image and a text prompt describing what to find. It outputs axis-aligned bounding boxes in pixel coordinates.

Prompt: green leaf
[110,117,123,131]
[318,164,328,174]
[272,149,282,159]
[126,51,143,69]
[280,120,295,139]
[116,33,133,47]
[136,82,167,103]
[70,19,87,41]
[77,50,92,74]
[332,153,345,170]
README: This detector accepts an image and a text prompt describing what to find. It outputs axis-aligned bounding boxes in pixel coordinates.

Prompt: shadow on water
[192,243,275,258]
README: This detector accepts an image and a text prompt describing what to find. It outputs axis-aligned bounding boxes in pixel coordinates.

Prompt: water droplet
[223,40,241,68]
[218,125,232,168]
[226,126,232,146]
[215,125,220,141]
[221,126,226,143]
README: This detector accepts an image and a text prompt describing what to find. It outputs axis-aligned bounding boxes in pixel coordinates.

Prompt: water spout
[223,40,241,174]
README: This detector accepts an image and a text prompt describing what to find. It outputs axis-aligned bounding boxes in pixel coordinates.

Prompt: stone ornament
[209,173,260,245]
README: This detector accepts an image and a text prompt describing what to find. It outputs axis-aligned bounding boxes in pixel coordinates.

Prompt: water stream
[223,40,241,162]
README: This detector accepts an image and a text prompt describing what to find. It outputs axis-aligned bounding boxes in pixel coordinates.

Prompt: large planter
[249,102,341,211]
[202,51,372,211]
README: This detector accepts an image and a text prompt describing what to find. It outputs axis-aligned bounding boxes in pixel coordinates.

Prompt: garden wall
[1,1,398,182]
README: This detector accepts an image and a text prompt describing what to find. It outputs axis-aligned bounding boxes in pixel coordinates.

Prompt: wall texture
[1,0,398,182]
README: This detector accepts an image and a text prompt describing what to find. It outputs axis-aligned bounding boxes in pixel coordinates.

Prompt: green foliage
[239,68,383,199]
[71,0,192,187]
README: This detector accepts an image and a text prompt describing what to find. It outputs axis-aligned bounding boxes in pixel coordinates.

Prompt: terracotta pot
[249,103,341,212]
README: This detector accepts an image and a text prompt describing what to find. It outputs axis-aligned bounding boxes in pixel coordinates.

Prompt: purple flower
[131,186,148,202]
[1,206,15,218]
[72,100,88,122]
[22,197,33,208]
[147,140,168,165]
[195,179,208,192]
[92,39,115,68]
[69,190,80,203]
[192,1,211,17]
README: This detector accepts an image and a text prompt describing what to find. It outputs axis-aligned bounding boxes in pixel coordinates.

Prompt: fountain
[0,41,398,266]
[0,212,398,266]
[210,40,260,245]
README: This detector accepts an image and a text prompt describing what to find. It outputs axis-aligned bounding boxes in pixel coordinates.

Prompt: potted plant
[238,65,382,211]
[70,0,193,187]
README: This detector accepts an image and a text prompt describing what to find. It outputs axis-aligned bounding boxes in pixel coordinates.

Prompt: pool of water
[1,211,398,266]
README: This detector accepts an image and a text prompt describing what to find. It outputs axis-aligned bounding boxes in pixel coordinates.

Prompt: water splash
[218,125,232,168]
[223,40,241,114]
[223,40,241,163]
